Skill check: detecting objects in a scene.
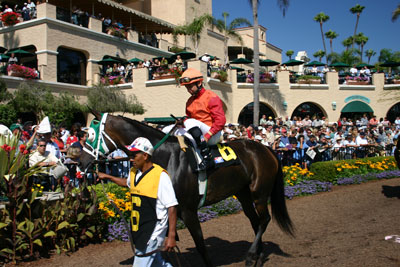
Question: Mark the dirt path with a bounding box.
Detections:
[18,178,400,267]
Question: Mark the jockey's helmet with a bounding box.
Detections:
[179,68,203,85]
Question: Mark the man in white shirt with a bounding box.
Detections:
[350,65,358,76]
[98,137,178,267]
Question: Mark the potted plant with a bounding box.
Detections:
[297,75,321,84]
[260,72,272,83]
[211,70,228,82]
[106,27,127,39]
[1,12,20,26]
[393,75,400,84]
[7,65,38,79]
[345,76,369,85]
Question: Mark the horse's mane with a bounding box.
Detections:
[118,115,177,141]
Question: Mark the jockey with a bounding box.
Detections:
[179,68,226,171]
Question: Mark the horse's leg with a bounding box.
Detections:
[181,209,213,267]
[235,188,267,266]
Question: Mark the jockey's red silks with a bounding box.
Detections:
[186,88,226,140]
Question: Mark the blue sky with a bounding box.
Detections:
[212,0,399,63]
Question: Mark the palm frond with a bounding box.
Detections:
[230,18,252,29]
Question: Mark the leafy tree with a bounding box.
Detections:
[313,50,326,62]
[350,4,365,49]
[313,12,330,63]
[0,79,12,103]
[340,49,360,66]
[213,12,252,65]
[354,32,368,62]
[342,36,353,51]
[172,14,214,55]
[365,49,376,64]
[87,83,145,115]
[393,4,400,22]
[286,50,294,60]
[9,83,85,126]
[325,30,339,55]
[378,48,400,63]
[248,0,289,126]
[0,104,17,126]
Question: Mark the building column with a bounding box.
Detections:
[36,50,58,82]
[87,59,100,86]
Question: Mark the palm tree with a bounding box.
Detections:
[354,32,368,62]
[365,49,376,64]
[248,0,289,126]
[313,50,326,62]
[214,13,251,65]
[325,30,338,55]
[286,50,294,60]
[350,4,365,49]
[342,37,353,51]
[172,14,214,55]
[393,4,400,22]
[313,12,330,63]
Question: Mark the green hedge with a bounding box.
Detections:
[309,156,396,183]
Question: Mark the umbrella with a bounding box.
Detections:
[96,58,121,65]
[380,61,400,67]
[0,54,9,62]
[231,66,245,72]
[305,60,325,67]
[329,62,350,68]
[281,59,304,66]
[128,57,143,64]
[356,63,374,69]
[230,58,252,64]
[6,49,35,58]
[0,46,7,54]
[171,51,196,60]
[260,59,279,66]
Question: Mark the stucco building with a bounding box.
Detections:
[0,0,399,126]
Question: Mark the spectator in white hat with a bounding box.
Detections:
[97,137,178,267]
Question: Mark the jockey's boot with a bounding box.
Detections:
[188,127,214,172]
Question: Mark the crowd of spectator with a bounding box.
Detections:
[220,114,399,168]
[0,0,39,26]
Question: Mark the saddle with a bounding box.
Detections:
[177,136,240,207]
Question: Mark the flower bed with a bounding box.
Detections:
[211,70,228,82]
[106,27,126,39]
[100,76,124,85]
[296,75,321,84]
[346,76,369,85]
[1,12,20,26]
[7,64,38,79]
[246,72,272,83]
[153,66,183,81]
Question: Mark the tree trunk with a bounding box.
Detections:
[320,22,328,63]
[360,44,364,62]
[352,14,360,50]
[330,39,333,55]
[252,0,260,126]
[224,36,228,65]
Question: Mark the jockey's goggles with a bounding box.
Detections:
[179,76,203,85]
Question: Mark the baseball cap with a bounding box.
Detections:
[126,137,154,156]
[10,123,22,131]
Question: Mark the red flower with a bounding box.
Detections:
[23,150,29,155]
[19,144,27,152]
[63,176,70,184]
[76,172,83,179]
[1,144,12,152]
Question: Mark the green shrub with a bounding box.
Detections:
[297,75,322,80]
[309,156,396,183]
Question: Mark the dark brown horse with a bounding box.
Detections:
[79,111,294,266]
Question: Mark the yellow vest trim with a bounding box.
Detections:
[129,164,167,199]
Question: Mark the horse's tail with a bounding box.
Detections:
[270,159,295,237]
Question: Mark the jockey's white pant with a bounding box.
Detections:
[162,118,222,146]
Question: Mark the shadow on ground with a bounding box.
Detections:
[382,185,400,199]
[118,237,291,266]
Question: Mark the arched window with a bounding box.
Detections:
[291,102,325,120]
[238,102,276,127]
[386,103,400,123]
[57,47,86,85]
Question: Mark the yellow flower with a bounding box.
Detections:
[337,168,342,171]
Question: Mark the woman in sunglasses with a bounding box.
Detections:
[178,68,226,172]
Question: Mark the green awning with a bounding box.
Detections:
[144,117,183,124]
[341,101,373,113]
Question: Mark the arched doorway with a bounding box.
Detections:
[341,101,373,121]
[291,102,325,120]
[386,103,400,123]
[238,102,275,126]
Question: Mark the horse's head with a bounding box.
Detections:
[79,111,133,173]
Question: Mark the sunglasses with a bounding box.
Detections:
[179,76,202,84]
[38,145,46,147]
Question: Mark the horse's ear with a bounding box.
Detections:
[87,106,102,120]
